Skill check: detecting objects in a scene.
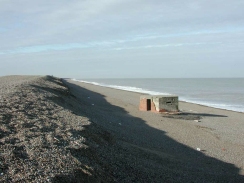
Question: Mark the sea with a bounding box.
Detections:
[72,78,244,113]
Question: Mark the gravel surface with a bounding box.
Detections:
[64,78,244,183]
[0,75,244,182]
[0,76,115,182]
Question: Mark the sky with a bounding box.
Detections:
[0,0,244,78]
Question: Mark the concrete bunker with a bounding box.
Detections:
[139,95,179,113]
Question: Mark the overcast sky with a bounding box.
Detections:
[0,0,244,78]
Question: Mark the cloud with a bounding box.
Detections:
[0,0,244,77]
[1,0,244,48]
[112,42,223,51]
[0,41,114,55]
[1,25,243,55]
[0,27,7,32]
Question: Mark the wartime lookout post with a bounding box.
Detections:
[139,95,179,113]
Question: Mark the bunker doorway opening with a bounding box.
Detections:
[147,99,151,111]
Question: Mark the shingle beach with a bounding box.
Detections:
[0,75,244,182]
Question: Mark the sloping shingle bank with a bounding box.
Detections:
[0,76,117,182]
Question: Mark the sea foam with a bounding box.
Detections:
[71,78,244,113]
[71,79,170,96]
